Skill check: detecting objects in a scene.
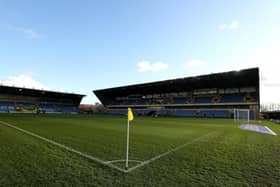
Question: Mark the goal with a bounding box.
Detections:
[234,109,250,124]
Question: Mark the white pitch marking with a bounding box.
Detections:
[0,121,127,173]
[264,126,277,136]
[0,120,215,173]
[105,159,143,164]
[127,132,215,172]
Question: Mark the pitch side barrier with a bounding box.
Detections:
[104,108,255,119]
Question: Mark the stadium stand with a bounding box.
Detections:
[220,93,245,103]
[173,97,188,104]
[0,85,85,114]
[194,96,213,104]
[94,68,260,119]
[0,101,15,112]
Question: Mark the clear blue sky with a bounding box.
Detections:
[0,0,280,104]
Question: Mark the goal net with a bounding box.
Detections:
[234,109,250,124]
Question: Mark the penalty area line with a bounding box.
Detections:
[127,132,215,173]
[0,121,127,173]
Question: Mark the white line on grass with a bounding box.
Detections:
[105,159,143,164]
[127,132,215,172]
[0,121,127,173]
[0,120,215,173]
[264,126,277,135]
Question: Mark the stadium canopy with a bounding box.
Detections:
[93,68,259,104]
[0,85,85,105]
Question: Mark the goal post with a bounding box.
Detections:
[234,109,250,124]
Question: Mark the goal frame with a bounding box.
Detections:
[234,109,250,124]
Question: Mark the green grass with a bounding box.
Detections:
[0,114,279,186]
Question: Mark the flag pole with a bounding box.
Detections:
[125,117,130,169]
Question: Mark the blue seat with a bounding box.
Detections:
[220,93,245,103]
[0,101,15,112]
[194,96,212,104]
[173,97,187,104]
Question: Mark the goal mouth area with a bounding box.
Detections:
[234,109,251,123]
[239,124,277,136]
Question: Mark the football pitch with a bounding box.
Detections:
[0,114,279,186]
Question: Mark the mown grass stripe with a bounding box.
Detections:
[0,121,127,173]
[127,132,215,172]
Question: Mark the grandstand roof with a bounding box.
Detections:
[94,68,259,104]
[0,85,85,104]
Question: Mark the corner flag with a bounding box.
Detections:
[126,107,134,169]
[128,107,134,121]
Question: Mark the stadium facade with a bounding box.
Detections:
[0,85,84,113]
[94,68,260,119]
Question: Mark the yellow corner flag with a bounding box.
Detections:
[126,108,134,169]
[128,108,134,121]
